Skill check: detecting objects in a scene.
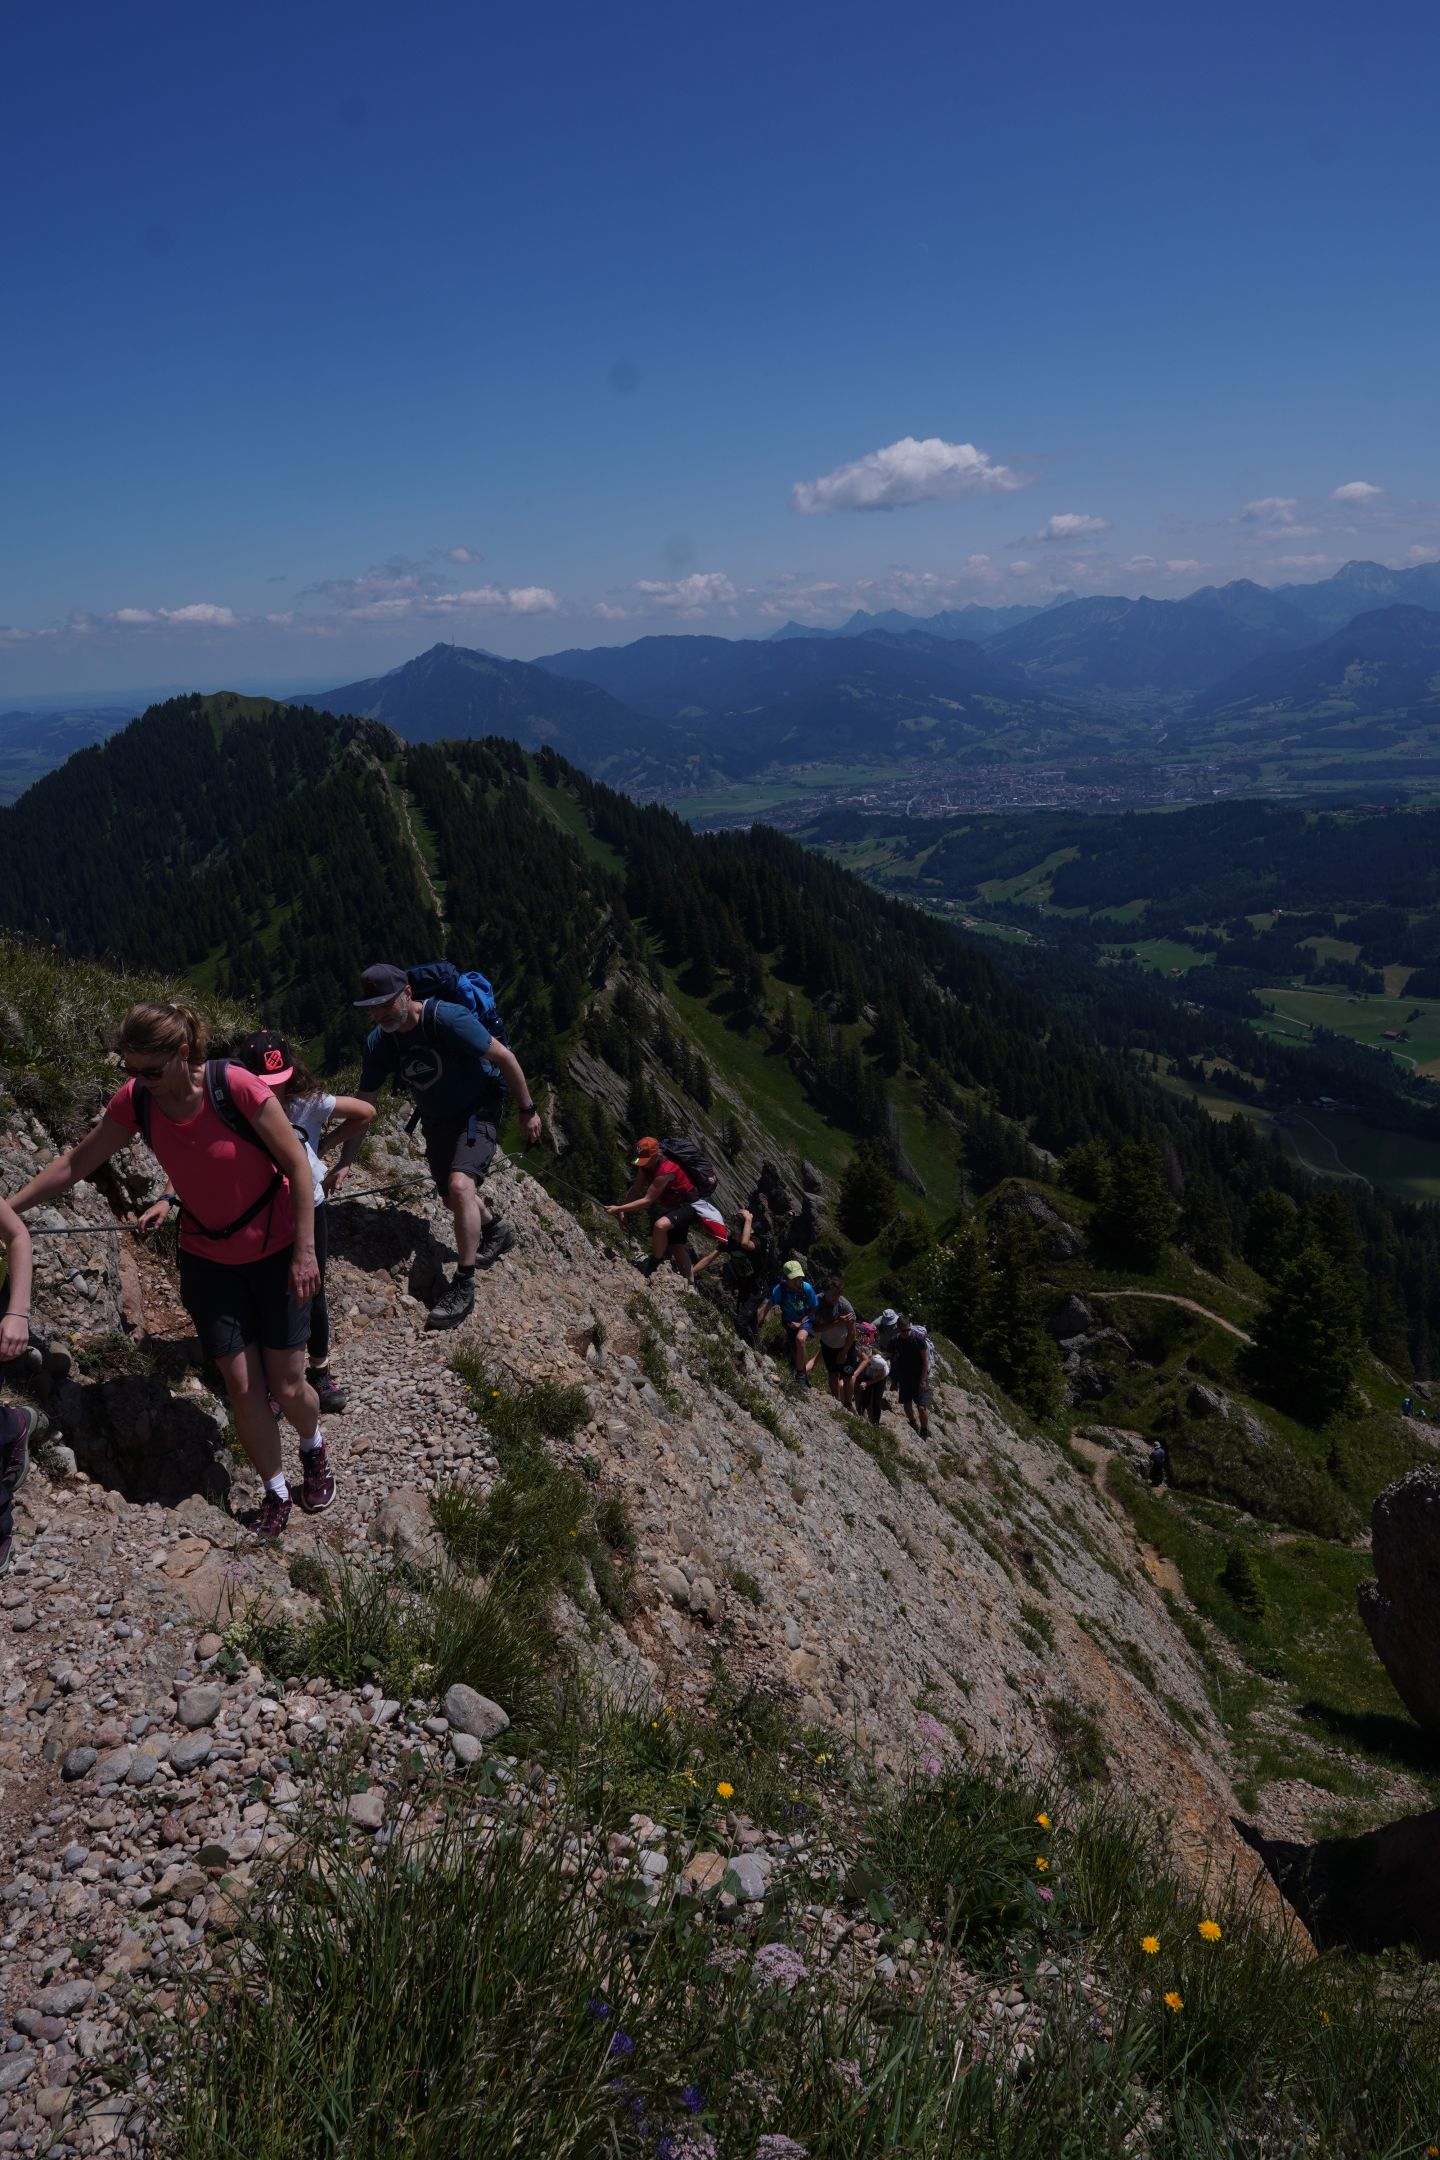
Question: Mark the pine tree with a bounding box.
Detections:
[1242,1188,1300,1281]
[1094,1141,1179,1270]
[1179,1173,1230,1276]
[1246,1244,1363,1425]
[838,1144,897,1244]
[972,1212,1065,1420]
[1060,1137,1113,1203]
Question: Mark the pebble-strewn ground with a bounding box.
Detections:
[0,1127,1283,2152]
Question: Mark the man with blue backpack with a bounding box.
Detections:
[347,961,543,1331]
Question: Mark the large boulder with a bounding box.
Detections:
[1358,1468,1440,1732]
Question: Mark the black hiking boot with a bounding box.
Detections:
[1,1404,44,1505]
[307,1366,348,1414]
[477,1218,515,1267]
[425,1272,476,1331]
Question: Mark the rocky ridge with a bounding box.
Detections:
[0,1114,1284,2151]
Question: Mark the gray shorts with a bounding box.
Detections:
[423,1113,499,1195]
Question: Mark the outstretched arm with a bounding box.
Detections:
[318,1094,376,1195]
[10,1112,132,1215]
[0,1194,34,1359]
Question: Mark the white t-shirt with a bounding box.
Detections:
[856,1353,889,1383]
[287,1093,337,1206]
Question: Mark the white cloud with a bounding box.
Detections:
[447,544,481,563]
[428,585,561,615]
[792,435,1029,515]
[632,572,741,615]
[1036,512,1110,542]
[1331,480,1383,503]
[1407,544,1440,564]
[1164,559,1205,576]
[1240,496,1298,525]
[107,603,237,627]
[1122,555,1157,571]
[161,603,237,626]
[1274,553,1329,569]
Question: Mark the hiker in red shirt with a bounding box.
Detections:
[605,1136,711,1284]
[9,1001,327,1539]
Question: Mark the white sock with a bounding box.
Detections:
[265,1473,290,1501]
[299,1423,324,1455]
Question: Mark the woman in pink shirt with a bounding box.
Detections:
[9,1001,327,1539]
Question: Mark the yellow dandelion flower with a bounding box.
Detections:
[1320,2011,1332,2028]
[716,1781,734,1800]
[1035,1855,1050,1872]
[1035,1812,1050,1830]
[1198,1920,1222,1943]
[1164,1992,1183,2013]
[1141,1936,1160,1955]
[815,1751,829,1765]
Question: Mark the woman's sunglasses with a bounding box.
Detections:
[125,1056,173,1083]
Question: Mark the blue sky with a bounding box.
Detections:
[2,0,1437,696]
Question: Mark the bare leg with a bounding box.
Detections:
[264,1344,318,1441]
[446,1171,482,1266]
[216,1344,284,1483]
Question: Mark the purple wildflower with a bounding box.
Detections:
[586,1994,612,2020]
[923,1753,942,1777]
[680,2083,704,2114]
[752,1941,809,1992]
[609,2030,635,2059]
[918,1714,945,1742]
[755,2138,810,2160]
[1037,1886,1054,1902]
[657,2133,718,2160]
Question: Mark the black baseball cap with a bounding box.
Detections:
[236,1030,294,1086]
[354,963,409,1008]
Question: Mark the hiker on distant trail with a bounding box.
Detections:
[809,1272,858,1404]
[228,1032,374,1413]
[850,1324,890,1426]
[348,963,542,1332]
[889,1312,932,1439]
[8,1002,330,1541]
[605,1136,716,1285]
[759,1259,819,1386]
[0,1193,44,1577]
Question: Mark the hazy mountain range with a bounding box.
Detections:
[6,559,1440,808]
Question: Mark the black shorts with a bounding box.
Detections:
[423,1113,499,1194]
[820,1340,853,1374]
[179,1246,311,1362]
[658,1198,716,1243]
[897,1378,931,1409]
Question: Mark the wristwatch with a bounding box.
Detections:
[518,1102,537,1118]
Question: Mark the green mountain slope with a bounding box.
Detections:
[305,641,712,793]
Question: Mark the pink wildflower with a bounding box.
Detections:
[753,1941,809,1991]
[918,1714,945,1742]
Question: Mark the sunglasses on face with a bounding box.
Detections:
[125,1055,173,1082]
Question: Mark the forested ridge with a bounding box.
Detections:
[5,696,1440,1377]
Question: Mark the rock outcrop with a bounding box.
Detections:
[1357,1467,1440,1731]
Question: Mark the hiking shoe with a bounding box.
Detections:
[425,1273,476,1331]
[249,1490,291,1540]
[477,1218,516,1267]
[307,1366,348,1414]
[1,1404,45,1500]
[297,1440,336,1514]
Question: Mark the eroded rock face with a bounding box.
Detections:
[1358,1468,1440,1731]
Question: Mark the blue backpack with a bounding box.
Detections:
[403,961,509,1085]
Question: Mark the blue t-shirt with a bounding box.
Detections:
[360,999,499,1125]
[769,1279,818,1324]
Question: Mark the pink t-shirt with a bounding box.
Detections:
[106,1066,294,1264]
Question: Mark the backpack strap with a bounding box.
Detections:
[175,1060,285,1242]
